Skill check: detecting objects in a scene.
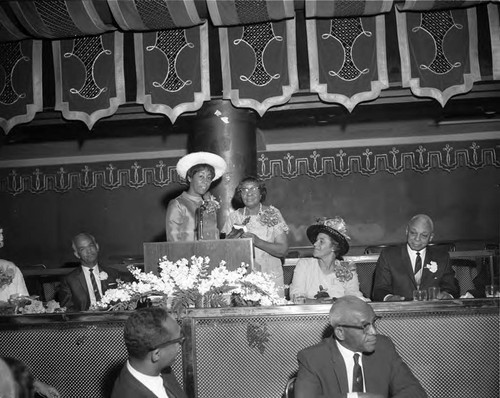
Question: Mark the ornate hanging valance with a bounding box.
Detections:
[219,19,298,116]
[52,32,125,129]
[307,14,389,112]
[0,40,42,133]
[0,0,498,133]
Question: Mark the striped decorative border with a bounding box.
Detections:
[0,140,498,195]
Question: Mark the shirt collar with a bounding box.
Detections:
[407,244,427,258]
[82,264,99,273]
[336,339,361,359]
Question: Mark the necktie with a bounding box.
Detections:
[89,268,102,301]
[352,353,364,392]
[415,252,422,274]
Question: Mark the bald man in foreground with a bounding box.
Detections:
[295,296,427,397]
[372,214,459,302]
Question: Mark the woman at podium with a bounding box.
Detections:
[223,177,289,295]
[166,152,227,242]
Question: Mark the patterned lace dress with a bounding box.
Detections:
[223,205,289,293]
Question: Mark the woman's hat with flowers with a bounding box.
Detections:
[176,152,227,180]
[306,217,350,256]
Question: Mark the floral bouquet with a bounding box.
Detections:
[201,193,220,214]
[0,266,15,289]
[94,256,285,315]
[259,206,281,228]
[20,299,66,314]
[334,260,355,283]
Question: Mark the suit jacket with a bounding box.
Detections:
[295,335,427,398]
[111,364,187,398]
[58,265,129,311]
[372,245,460,301]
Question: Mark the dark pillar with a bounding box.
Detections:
[190,99,257,230]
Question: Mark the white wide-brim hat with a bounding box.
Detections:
[176,151,227,180]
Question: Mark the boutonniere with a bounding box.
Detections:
[99,271,108,280]
[426,261,438,273]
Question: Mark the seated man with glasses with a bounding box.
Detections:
[295,296,427,398]
[111,307,187,398]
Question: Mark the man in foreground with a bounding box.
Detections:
[111,307,187,398]
[295,296,427,398]
[372,214,459,301]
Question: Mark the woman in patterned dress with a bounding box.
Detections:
[223,177,289,296]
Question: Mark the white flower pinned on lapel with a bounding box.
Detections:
[99,271,108,280]
[426,261,438,273]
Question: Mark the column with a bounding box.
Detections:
[190,99,257,230]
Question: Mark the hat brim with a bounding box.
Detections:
[306,225,349,257]
[176,152,227,180]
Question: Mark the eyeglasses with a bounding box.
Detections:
[239,186,259,194]
[240,186,259,194]
[338,316,381,333]
[152,335,186,350]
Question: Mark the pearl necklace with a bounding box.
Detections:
[243,203,262,217]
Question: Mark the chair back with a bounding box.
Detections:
[284,376,296,398]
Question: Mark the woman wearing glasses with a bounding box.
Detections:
[223,176,289,296]
[289,217,367,302]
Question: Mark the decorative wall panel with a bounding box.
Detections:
[135,23,210,123]
[307,14,389,111]
[0,140,498,195]
[396,6,481,105]
[53,32,125,129]
[0,40,42,133]
[219,19,298,116]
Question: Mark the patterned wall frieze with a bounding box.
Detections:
[0,140,498,195]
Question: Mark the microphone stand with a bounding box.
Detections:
[196,205,204,240]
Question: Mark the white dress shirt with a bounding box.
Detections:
[336,340,365,397]
[127,361,170,398]
[407,245,427,286]
[82,265,103,306]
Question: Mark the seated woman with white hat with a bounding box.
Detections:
[166,152,227,241]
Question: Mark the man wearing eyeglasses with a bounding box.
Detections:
[111,307,187,398]
[372,214,459,302]
[295,296,427,398]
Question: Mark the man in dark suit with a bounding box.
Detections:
[372,214,459,302]
[111,307,187,398]
[295,296,427,398]
[58,232,129,311]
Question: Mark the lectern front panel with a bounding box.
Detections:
[143,238,254,274]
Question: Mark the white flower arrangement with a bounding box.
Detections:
[94,256,286,314]
[99,271,108,280]
[426,261,438,273]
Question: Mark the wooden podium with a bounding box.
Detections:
[143,238,254,274]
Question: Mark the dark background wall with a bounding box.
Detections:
[1,137,498,268]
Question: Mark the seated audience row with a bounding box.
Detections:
[290,213,489,302]
[115,300,428,398]
[0,212,491,311]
